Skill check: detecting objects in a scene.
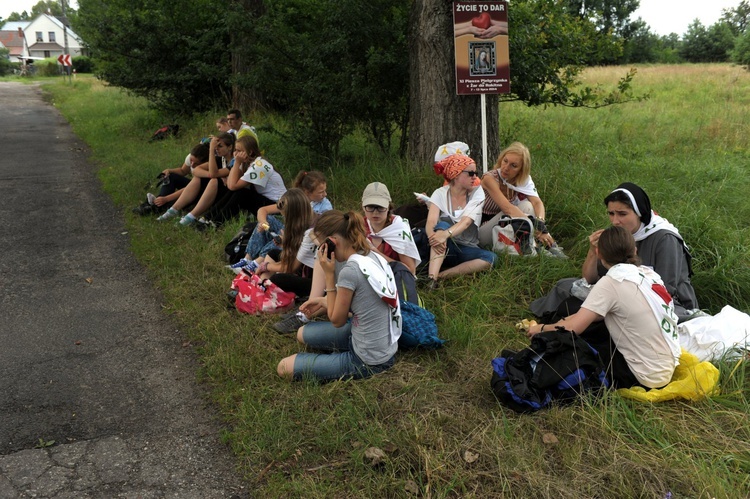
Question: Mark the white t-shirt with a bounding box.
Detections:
[240,157,287,201]
[583,276,679,388]
[296,229,317,269]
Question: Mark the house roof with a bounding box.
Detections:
[0,21,30,32]
[28,42,64,51]
[0,30,24,48]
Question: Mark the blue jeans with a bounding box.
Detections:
[245,215,283,259]
[293,321,395,382]
[433,221,496,267]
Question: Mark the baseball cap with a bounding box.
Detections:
[361,182,391,208]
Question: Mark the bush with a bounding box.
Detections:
[0,48,12,76]
[38,61,62,77]
[72,56,95,73]
[732,29,750,68]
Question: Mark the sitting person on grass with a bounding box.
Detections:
[530,182,699,322]
[276,210,401,382]
[156,132,236,224]
[234,170,331,267]
[527,226,680,389]
[133,142,210,216]
[243,189,317,298]
[425,153,496,289]
[478,142,566,257]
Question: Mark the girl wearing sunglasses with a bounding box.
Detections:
[478,142,565,257]
[425,154,496,289]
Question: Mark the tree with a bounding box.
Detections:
[5,11,30,21]
[621,18,659,63]
[720,0,750,36]
[238,0,409,157]
[680,20,734,62]
[31,1,63,17]
[732,27,750,67]
[407,0,641,166]
[73,0,230,114]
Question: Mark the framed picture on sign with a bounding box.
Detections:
[469,42,496,77]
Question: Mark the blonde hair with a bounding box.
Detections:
[493,142,531,186]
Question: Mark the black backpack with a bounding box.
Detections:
[490,329,609,413]
[224,221,257,264]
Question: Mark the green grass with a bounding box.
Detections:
[44,67,750,497]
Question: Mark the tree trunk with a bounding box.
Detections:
[407,0,500,170]
[231,0,265,112]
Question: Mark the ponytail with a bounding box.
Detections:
[598,226,640,266]
[315,210,370,255]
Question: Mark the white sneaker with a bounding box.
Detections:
[146,193,156,205]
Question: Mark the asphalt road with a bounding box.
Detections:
[0,82,248,498]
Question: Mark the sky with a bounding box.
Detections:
[0,0,743,37]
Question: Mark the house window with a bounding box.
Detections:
[36,31,43,42]
[44,51,51,58]
[49,32,56,43]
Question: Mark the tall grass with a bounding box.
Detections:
[46,65,750,497]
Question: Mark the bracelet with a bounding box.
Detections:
[540,324,546,332]
[324,288,337,293]
[447,229,453,236]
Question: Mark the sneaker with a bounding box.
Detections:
[132,201,156,216]
[194,218,217,232]
[272,313,309,334]
[146,193,157,205]
[225,259,259,275]
[179,214,196,226]
[157,208,179,221]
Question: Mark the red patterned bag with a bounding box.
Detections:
[231,273,296,314]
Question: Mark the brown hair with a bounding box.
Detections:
[235,134,260,161]
[190,143,210,164]
[314,210,370,255]
[278,189,314,272]
[598,226,640,266]
[293,170,327,194]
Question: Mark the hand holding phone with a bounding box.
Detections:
[324,238,336,259]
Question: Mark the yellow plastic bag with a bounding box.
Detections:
[617,350,720,402]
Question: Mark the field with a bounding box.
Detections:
[45,64,750,497]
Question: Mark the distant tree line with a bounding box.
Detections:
[60,0,749,159]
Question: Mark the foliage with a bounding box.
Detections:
[38,60,62,77]
[0,48,12,76]
[72,55,95,73]
[4,0,68,21]
[680,20,735,63]
[235,0,409,158]
[502,0,641,108]
[72,0,231,114]
[45,66,750,497]
[732,28,750,68]
[720,0,750,36]
[564,0,640,64]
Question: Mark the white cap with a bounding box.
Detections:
[434,141,470,163]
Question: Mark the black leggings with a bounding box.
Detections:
[205,187,275,224]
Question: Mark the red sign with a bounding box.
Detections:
[453,1,510,95]
[57,54,72,66]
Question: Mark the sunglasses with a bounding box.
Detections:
[364,205,388,213]
[464,170,479,177]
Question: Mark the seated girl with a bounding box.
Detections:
[478,142,566,257]
[205,135,287,226]
[531,182,698,322]
[156,133,235,224]
[527,226,681,389]
[247,189,316,298]
[361,182,421,303]
[276,210,401,382]
[425,154,496,288]
[134,142,210,216]
[241,170,332,262]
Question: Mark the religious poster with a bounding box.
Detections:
[453,1,510,95]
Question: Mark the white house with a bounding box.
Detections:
[2,14,86,60]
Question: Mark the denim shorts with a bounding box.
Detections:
[434,221,496,266]
[293,321,395,382]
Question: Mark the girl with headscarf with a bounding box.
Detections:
[530,182,698,322]
[582,182,698,317]
[424,154,496,289]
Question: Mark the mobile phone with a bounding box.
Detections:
[324,238,336,259]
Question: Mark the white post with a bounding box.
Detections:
[480,93,488,174]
